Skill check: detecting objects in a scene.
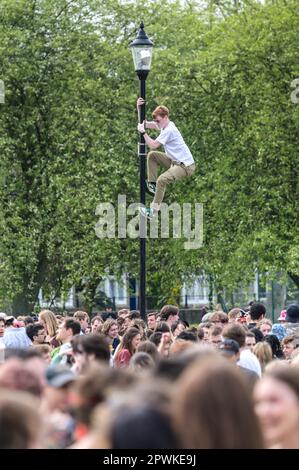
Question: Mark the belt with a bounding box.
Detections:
[171,161,194,168]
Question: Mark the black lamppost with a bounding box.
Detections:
[130,22,153,320]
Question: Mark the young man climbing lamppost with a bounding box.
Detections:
[137,97,196,220]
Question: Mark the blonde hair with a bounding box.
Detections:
[73,310,90,322]
[253,342,272,372]
[257,319,272,330]
[38,310,58,338]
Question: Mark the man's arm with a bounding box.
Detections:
[137,121,161,149]
[136,97,159,130]
[145,120,159,130]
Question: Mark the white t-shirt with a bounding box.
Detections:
[238,348,262,377]
[156,121,194,166]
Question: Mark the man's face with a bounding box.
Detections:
[202,327,210,342]
[34,328,46,344]
[0,320,5,337]
[210,335,222,348]
[57,323,68,342]
[147,315,156,330]
[169,313,179,325]
[80,318,89,332]
[245,336,256,352]
[91,319,102,333]
[154,115,167,129]
[108,324,119,339]
[283,342,295,360]
[123,315,132,329]
[260,323,271,336]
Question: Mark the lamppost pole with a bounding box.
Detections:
[130,22,153,321]
[139,75,147,321]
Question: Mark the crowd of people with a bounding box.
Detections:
[0,302,299,449]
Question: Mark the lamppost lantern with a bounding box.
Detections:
[130,22,153,79]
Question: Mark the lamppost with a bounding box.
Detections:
[130,22,153,320]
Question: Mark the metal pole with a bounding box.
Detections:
[138,73,147,321]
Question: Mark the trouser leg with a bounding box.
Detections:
[147,151,171,182]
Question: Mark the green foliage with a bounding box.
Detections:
[0,0,298,312]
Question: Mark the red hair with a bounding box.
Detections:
[152,105,169,119]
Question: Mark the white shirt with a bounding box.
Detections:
[238,348,262,377]
[156,121,194,166]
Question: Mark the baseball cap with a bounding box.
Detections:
[45,365,76,388]
[218,339,240,356]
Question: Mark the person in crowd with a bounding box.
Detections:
[159,305,179,327]
[147,312,158,331]
[70,364,137,447]
[84,380,177,449]
[254,366,299,448]
[23,315,35,326]
[247,303,266,328]
[282,335,299,362]
[227,308,241,323]
[200,321,213,343]
[130,310,141,320]
[209,311,229,328]
[114,327,141,368]
[250,327,264,344]
[102,319,121,355]
[171,319,186,338]
[149,331,172,358]
[3,316,32,349]
[283,304,299,336]
[38,309,60,348]
[208,325,223,348]
[33,344,52,364]
[40,365,77,448]
[117,309,130,319]
[0,316,5,338]
[169,339,195,356]
[277,309,287,323]
[136,340,160,364]
[0,357,44,398]
[26,323,47,345]
[173,356,264,448]
[73,311,90,334]
[131,318,147,340]
[197,327,205,343]
[176,330,197,343]
[90,315,104,333]
[0,390,42,449]
[257,319,272,337]
[271,323,287,342]
[263,334,284,359]
[129,352,155,375]
[222,322,262,377]
[71,333,110,373]
[51,318,81,365]
[245,331,256,352]
[253,342,273,372]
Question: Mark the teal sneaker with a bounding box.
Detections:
[146,180,156,196]
[139,207,155,220]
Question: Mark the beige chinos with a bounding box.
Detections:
[147,150,196,208]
